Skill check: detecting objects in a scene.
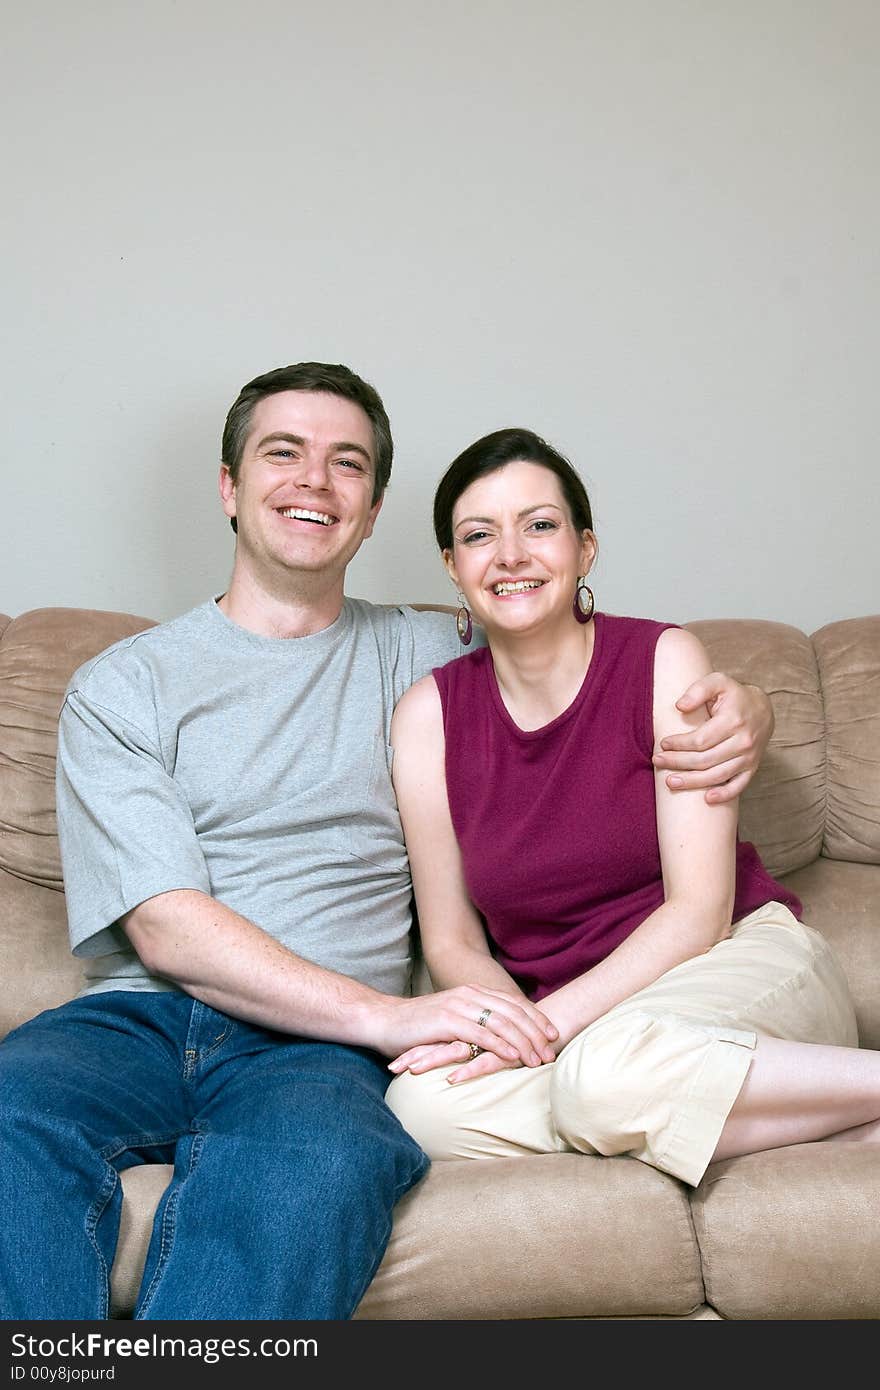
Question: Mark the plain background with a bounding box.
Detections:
[3,1,877,630]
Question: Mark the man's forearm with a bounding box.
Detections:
[121,888,386,1046]
[121,889,558,1066]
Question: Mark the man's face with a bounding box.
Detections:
[219,390,384,588]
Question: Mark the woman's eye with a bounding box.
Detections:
[529,519,557,532]
[461,530,490,544]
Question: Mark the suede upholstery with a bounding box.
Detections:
[1,605,878,1320]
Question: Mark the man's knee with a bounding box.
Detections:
[285,1109,429,1226]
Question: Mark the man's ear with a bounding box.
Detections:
[579,530,598,575]
[219,465,237,521]
[362,491,385,540]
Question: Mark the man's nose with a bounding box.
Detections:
[294,453,332,489]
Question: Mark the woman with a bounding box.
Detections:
[385,428,877,1187]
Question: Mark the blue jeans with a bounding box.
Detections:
[0,991,430,1320]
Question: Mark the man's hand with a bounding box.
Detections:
[652,673,774,804]
[370,986,558,1070]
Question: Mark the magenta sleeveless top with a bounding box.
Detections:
[433,612,802,1002]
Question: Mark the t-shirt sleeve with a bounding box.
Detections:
[394,606,487,690]
[56,686,212,958]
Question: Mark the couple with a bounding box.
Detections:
[0,361,872,1322]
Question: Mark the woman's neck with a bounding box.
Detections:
[488,617,596,731]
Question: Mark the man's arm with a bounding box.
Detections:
[122,890,556,1066]
[58,679,556,1069]
[652,672,774,804]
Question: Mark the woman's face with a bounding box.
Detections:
[444,460,596,639]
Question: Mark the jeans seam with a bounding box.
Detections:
[196,1021,237,1066]
[135,1130,205,1318]
[84,1164,118,1321]
[99,1128,188,1162]
[388,1148,430,1209]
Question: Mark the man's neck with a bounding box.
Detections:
[217,568,345,639]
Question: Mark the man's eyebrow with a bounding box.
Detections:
[256,432,307,451]
[454,503,565,526]
[333,440,373,464]
[256,432,373,465]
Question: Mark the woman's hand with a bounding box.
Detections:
[652,672,773,803]
[388,1039,533,1085]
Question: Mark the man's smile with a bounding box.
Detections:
[276,506,338,526]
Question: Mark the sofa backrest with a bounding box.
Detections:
[0,608,155,1037]
[690,616,880,877]
[1,607,878,1042]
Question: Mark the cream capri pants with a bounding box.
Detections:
[386,903,859,1187]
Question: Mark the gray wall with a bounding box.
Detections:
[3,1,877,630]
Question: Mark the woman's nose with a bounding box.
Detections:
[495,527,529,566]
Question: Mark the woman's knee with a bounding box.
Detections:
[385,1067,468,1160]
[549,1013,663,1155]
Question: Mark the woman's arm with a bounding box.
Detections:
[388,676,558,1076]
[445,629,740,1081]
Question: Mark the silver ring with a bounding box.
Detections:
[466,1042,483,1061]
[477,1007,492,1028]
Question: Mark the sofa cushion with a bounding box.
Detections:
[813,616,880,865]
[685,620,824,878]
[692,1144,880,1318]
[113,1165,173,1317]
[0,608,155,889]
[355,1153,704,1319]
[0,869,87,1039]
[782,857,880,1049]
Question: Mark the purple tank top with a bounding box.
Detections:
[433,612,802,1001]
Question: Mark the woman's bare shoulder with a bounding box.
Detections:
[391,673,443,739]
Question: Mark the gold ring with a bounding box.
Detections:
[477,1007,492,1028]
[466,1042,483,1061]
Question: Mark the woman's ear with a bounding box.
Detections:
[442,548,459,589]
[579,530,598,576]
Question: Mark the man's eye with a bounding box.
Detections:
[336,458,365,471]
[268,449,295,461]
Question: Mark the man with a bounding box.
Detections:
[0,363,772,1319]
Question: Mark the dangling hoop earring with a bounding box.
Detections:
[455,593,473,646]
[573,577,594,624]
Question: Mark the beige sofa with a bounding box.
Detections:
[1,605,878,1320]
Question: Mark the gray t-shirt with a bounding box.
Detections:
[56,597,478,999]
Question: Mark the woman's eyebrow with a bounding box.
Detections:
[455,503,564,526]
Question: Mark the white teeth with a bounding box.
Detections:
[278,507,335,525]
[493,580,544,595]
